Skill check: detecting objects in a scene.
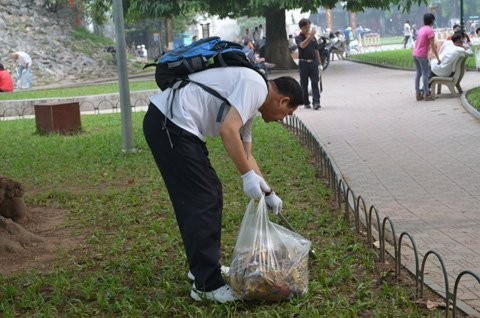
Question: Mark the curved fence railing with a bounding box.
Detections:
[0,100,144,120]
[0,90,155,121]
[283,115,480,318]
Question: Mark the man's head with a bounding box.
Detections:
[452,31,465,47]
[259,76,303,122]
[298,18,311,34]
[423,13,435,26]
[476,27,480,36]
[452,24,461,32]
[11,53,19,61]
[451,32,464,46]
[0,63,4,71]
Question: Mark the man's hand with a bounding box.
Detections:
[265,192,283,215]
[241,170,270,199]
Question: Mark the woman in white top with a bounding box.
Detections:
[404,20,412,49]
[11,51,32,89]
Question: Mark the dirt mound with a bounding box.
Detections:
[0,177,83,276]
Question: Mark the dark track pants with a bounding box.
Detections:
[299,60,320,106]
[143,104,225,292]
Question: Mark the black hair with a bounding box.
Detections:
[476,27,480,35]
[272,76,304,108]
[451,32,463,43]
[298,18,311,29]
[0,63,4,71]
[452,24,460,29]
[423,13,435,26]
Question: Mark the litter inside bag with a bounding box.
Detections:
[229,196,311,301]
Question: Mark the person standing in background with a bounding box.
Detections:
[355,24,364,44]
[11,51,32,89]
[252,26,260,44]
[295,18,321,110]
[412,24,418,41]
[258,24,264,39]
[412,13,440,101]
[475,27,480,71]
[404,20,412,49]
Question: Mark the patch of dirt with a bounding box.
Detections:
[0,206,84,276]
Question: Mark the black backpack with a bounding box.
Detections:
[145,36,267,122]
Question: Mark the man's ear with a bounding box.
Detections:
[280,96,291,107]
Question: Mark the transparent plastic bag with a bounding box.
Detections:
[229,196,311,301]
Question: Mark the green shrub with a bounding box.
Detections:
[467,87,480,110]
[350,49,477,71]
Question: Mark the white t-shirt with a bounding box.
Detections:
[404,23,412,36]
[16,52,32,67]
[149,67,268,142]
[430,43,472,77]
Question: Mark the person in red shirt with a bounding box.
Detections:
[0,63,14,92]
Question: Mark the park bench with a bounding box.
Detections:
[428,55,468,98]
[331,41,346,60]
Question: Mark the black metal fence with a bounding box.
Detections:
[0,98,149,120]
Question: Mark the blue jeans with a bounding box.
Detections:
[413,56,430,96]
[16,64,32,89]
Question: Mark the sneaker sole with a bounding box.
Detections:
[190,289,203,301]
[190,287,237,303]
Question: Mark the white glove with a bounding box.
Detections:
[241,170,270,199]
[265,192,283,215]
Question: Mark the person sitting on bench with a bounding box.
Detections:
[430,32,472,79]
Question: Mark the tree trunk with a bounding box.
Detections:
[265,7,298,70]
[326,9,333,30]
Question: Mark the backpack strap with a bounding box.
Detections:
[184,79,231,123]
[166,78,230,123]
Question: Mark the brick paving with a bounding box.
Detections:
[291,61,480,316]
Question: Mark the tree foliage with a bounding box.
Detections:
[85,0,430,25]
[85,0,431,69]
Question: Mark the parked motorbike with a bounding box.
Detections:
[318,36,334,70]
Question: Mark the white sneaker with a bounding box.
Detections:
[187,265,230,281]
[190,283,238,303]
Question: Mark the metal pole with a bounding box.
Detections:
[460,0,464,32]
[113,0,136,153]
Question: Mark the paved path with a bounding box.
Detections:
[293,60,480,316]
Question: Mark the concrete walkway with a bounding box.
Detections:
[293,60,480,316]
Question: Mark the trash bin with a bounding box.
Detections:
[34,102,81,135]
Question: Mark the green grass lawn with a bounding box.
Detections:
[0,79,158,101]
[379,36,403,46]
[467,87,480,110]
[0,113,443,317]
[349,48,478,71]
